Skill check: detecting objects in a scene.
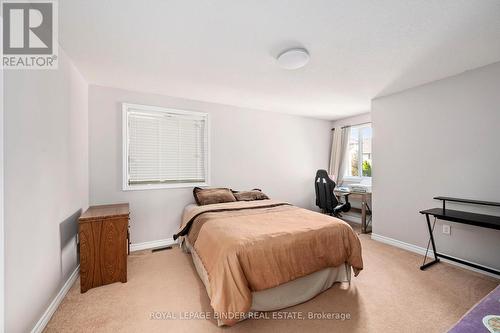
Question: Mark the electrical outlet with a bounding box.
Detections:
[442,224,451,235]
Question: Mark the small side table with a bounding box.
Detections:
[79,203,130,293]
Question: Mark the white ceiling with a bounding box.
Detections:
[59,0,500,120]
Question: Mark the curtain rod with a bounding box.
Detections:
[331,121,371,131]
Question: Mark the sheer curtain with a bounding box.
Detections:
[328,126,350,185]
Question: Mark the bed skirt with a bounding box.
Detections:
[181,237,352,325]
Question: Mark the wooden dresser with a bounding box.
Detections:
[79,203,129,293]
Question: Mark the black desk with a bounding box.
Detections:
[420,197,500,276]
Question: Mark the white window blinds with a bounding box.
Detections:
[123,104,209,189]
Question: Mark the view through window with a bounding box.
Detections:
[346,124,372,178]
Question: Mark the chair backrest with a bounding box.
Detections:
[314,169,339,213]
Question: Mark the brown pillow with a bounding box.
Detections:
[193,187,237,206]
[232,189,269,201]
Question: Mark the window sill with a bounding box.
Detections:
[342,176,372,185]
[122,182,209,191]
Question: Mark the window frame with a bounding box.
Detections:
[122,103,210,191]
[344,123,372,182]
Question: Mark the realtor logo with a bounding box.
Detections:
[2,0,58,69]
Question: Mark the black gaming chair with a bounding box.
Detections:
[315,169,351,217]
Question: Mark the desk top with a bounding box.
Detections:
[80,203,130,222]
[334,189,372,195]
[434,196,500,207]
[420,208,500,230]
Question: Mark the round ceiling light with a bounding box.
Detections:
[277,48,310,70]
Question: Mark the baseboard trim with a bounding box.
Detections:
[31,265,80,333]
[371,233,500,280]
[130,237,177,252]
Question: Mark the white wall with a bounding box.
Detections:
[89,85,332,244]
[372,62,500,269]
[4,49,89,333]
[0,36,4,333]
[0,16,5,332]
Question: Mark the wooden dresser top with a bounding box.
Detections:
[79,203,129,222]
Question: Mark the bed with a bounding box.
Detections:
[174,199,363,326]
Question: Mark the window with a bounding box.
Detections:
[345,124,372,179]
[122,103,209,190]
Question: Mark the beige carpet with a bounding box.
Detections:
[45,228,499,333]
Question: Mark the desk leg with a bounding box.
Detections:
[361,195,367,233]
[420,214,440,270]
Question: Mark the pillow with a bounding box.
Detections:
[232,189,269,201]
[193,187,237,206]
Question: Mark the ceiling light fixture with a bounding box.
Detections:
[277,48,310,70]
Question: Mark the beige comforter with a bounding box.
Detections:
[175,200,363,326]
